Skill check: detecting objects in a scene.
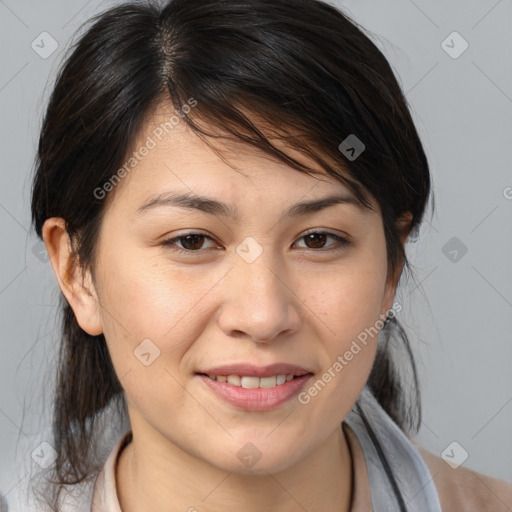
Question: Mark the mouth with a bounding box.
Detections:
[195,364,313,411]
[197,373,301,389]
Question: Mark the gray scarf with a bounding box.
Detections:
[344,387,442,511]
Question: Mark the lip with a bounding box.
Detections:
[198,363,311,378]
[197,373,313,411]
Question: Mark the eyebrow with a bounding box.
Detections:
[136,191,368,221]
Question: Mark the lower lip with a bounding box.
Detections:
[197,374,313,411]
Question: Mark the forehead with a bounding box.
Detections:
[106,101,374,214]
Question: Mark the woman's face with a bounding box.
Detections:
[76,106,401,474]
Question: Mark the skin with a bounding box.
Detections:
[43,104,411,512]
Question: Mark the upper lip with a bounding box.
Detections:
[198,363,312,378]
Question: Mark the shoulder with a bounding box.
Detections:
[413,442,512,512]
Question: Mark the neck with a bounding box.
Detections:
[116,422,353,512]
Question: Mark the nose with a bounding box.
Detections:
[216,251,302,344]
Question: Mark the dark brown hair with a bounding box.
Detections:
[31,0,432,510]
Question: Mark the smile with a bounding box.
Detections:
[196,373,313,411]
[205,374,296,388]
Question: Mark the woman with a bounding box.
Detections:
[25,0,512,511]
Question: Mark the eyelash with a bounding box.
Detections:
[161,230,352,256]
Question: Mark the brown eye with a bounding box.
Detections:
[176,234,206,250]
[162,232,218,254]
[295,231,351,252]
[303,232,328,249]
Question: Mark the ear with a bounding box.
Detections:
[42,218,103,336]
[381,211,413,316]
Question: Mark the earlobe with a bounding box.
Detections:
[42,218,103,336]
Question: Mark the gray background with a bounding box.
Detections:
[1,0,511,507]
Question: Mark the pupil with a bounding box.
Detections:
[182,234,204,250]
[306,233,326,249]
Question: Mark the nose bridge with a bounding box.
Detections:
[217,238,302,342]
[235,235,282,294]
[241,255,282,303]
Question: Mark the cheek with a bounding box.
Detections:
[303,249,389,394]
[296,277,385,423]
[93,247,217,379]
[93,258,211,420]
[310,259,388,348]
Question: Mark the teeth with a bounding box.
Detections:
[241,376,260,388]
[259,376,277,388]
[227,375,241,386]
[208,374,296,388]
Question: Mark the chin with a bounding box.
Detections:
[206,441,304,476]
